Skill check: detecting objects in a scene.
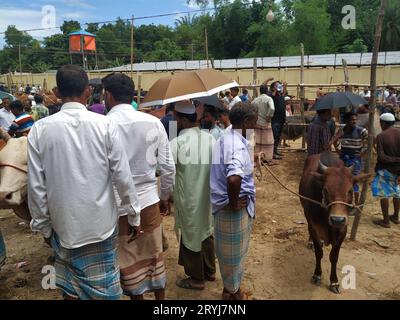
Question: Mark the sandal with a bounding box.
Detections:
[389,215,400,225]
[176,278,205,291]
[373,219,391,228]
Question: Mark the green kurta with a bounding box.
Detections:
[171,127,215,252]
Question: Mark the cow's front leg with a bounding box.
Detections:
[329,230,346,294]
[310,233,323,286]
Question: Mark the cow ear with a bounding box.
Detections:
[311,171,324,183]
[353,173,371,184]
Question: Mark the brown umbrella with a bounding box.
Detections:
[140,69,239,108]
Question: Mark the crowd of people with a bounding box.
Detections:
[0,65,399,301]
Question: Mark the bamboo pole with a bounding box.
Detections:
[350,0,388,241]
[130,15,134,81]
[205,26,209,68]
[300,43,306,149]
[252,58,258,99]
[137,74,142,105]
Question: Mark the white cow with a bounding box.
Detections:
[0,128,31,221]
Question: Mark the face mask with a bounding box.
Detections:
[277,84,283,92]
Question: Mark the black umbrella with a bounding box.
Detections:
[313,92,368,111]
[193,94,225,110]
[89,78,102,86]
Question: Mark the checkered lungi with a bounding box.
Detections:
[214,208,253,294]
[51,229,122,300]
[0,230,6,269]
[372,169,400,199]
[341,154,362,192]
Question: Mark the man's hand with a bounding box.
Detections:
[159,199,170,216]
[229,197,248,212]
[127,225,143,244]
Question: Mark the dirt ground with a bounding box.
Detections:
[1,143,400,300]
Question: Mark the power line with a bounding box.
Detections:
[0,8,215,35]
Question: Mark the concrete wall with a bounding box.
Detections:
[2,65,399,100]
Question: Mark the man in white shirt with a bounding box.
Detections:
[228,87,242,110]
[103,73,175,301]
[28,65,141,300]
[0,97,15,130]
[359,87,371,99]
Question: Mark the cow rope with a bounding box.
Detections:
[0,163,28,174]
[256,152,364,212]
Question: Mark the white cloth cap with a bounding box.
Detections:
[380,113,396,122]
[175,100,196,114]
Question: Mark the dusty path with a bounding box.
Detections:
[1,148,399,300]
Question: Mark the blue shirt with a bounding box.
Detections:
[210,128,256,217]
[240,94,249,102]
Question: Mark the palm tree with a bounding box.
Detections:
[381,0,400,51]
[175,14,197,27]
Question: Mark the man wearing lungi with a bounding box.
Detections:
[372,113,400,228]
[104,73,175,300]
[171,101,216,291]
[331,112,368,205]
[28,65,141,300]
[252,84,275,160]
[211,102,257,300]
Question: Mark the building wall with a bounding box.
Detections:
[2,65,399,100]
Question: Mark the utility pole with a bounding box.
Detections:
[18,44,23,85]
[350,0,388,241]
[191,41,195,60]
[131,15,134,81]
[205,26,209,68]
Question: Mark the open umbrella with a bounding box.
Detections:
[0,92,15,102]
[140,69,239,108]
[89,78,102,86]
[313,92,368,111]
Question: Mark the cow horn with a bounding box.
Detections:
[0,128,11,142]
[318,160,328,173]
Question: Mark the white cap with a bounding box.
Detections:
[175,100,196,114]
[284,96,291,101]
[380,113,396,122]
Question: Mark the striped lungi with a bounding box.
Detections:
[51,229,122,300]
[214,208,253,294]
[372,169,400,198]
[255,125,274,160]
[0,229,6,269]
[119,203,166,296]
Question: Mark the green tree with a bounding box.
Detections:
[290,0,331,55]
[381,0,400,51]
[60,20,81,35]
[144,39,185,61]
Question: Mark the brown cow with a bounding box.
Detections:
[299,151,369,294]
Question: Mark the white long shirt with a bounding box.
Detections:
[107,104,175,210]
[228,96,242,110]
[28,102,141,249]
[0,107,15,130]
